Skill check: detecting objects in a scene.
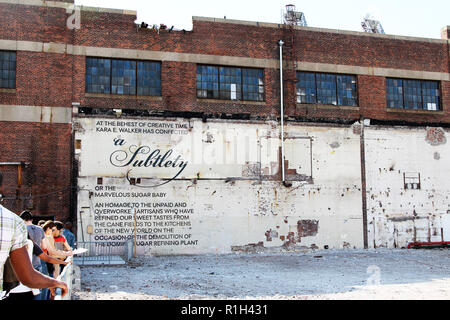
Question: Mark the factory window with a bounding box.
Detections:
[0,50,16,89]
[386,78,440,111]
[297,72,316,104]
[86,57,161,96]
[197,65,264,102]
[137,61,161,96]
[112,60,136,95]
[296,72,357,106]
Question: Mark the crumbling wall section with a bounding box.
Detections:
[365,126,450,248]
[75,117,363,255]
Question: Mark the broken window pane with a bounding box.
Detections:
[86,57,111,94]
[296,72,357,106]
[86,57,161,96]
[112,60,136,95]
[297,72,316,104]
[197,65,264,101]
[316,73,337,105]
[386,78,440,111]
[337,75,357,106]
[137,61,161,96]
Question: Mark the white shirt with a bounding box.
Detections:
[10,239,40,295]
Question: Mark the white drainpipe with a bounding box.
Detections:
[278,40,286,184]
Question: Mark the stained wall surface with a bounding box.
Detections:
[365,126,450,248]
[75,117,364,254]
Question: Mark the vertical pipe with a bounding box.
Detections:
[134,207,137,258]
[360,119,368,249]
[278,40,286,184]
[17,164,22,187]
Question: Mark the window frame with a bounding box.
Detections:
[85,57,162,97]
[196,64,265,102]
[296,71,359,107]
[0,50,16,89]
[386,77,441,111]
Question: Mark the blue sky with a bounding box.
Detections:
[75,0,449,39]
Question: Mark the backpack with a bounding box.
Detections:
[2,257,19,299]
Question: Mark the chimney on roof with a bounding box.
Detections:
[441,26,450,40]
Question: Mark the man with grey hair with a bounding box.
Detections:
[0,171,68,300]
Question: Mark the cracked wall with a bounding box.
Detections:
[365,126,450,248]
[75,117,363,255]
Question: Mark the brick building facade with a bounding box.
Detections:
[0,0,449,251]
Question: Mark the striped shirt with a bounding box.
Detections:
[0,205,28,292]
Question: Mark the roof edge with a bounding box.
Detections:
[192,16,448,44]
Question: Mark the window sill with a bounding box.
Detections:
[197,98,266,105]
[297,103,359,110]
[0,88,16,94]
[85,93,162,101]
[386,108,444,114]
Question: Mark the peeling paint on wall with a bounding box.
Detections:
[297,220,319,239]
[425,127,446,146]
[75,117,364,255]
[265,229,279,241]
[329,141,340,149]
[352,122,362,135]
[366,126,450,248]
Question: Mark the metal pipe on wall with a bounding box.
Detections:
[278,40,286,185]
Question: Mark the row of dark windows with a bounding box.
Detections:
[85,57,161,96]
[0,51,443,111]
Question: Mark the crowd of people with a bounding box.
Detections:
[1,172,75,301]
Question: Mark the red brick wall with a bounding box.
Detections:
[358,75,386,120]
[295,30,448,73]
[0,51,74,108]
[0,2,448,222]
[0,122,73,220]
[0,4,73,43]
[1,4,448,123]
[74,14,450,123]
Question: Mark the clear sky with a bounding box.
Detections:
[75,0,449,39]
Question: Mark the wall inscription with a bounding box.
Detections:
[92,185,198,248]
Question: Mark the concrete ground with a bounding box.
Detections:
[72,248,450,300]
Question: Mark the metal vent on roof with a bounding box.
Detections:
[361,14,385,34]
[283,4,307,26]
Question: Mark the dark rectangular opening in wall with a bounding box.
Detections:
[97,177,103,185]
[404,172,421,190]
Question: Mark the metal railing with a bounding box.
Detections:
[54,256,74,300]
[72,241,129,265]
[54,241,133,299]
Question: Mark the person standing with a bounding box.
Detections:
[20,210,48,300]
[41,221,72,278]
[53,221,73,275]
[0,172,68,300]
[53,221,73,252]
[4,239,40,300]
[20,211,45,271]
[62,221,76,249]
